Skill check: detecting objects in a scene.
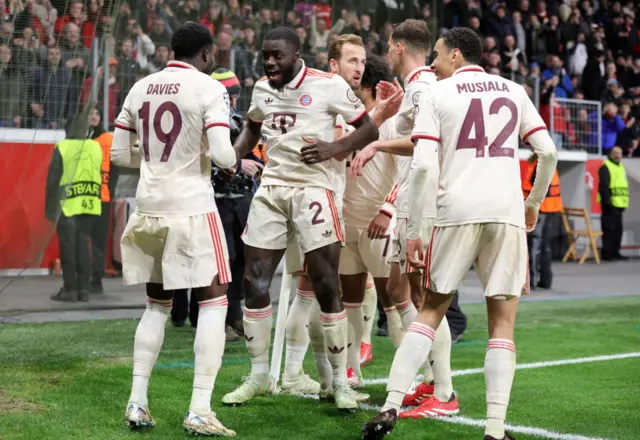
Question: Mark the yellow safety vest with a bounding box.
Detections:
[597,159,629,209]
[57,139,103,216]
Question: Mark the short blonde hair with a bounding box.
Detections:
[328,34,364,62]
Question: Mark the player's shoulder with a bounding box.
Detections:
[406,68,436,88]
[253,76,272,94]
[305,68,336,82]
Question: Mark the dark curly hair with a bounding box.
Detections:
[171,22,214,60]
[440,27,483,65]
[360,53,394,100]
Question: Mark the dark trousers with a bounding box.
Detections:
[57,214,93,292]
[527,212,558,288]
[446,292,467,338]
[601,207,624,259]
[171,194,252,326]
[90,202,112,282]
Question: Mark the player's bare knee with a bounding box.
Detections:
[297,274,314,292]
[243,262,273,308]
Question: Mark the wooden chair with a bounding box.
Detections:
[561,207,603,264]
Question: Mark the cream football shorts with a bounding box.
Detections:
[390,217,435,274]
[424,223,529,298]
[120,211,231,290]
[242,185,345,256]
[338,216,396,278]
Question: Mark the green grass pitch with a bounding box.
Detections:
[0,295,639,440]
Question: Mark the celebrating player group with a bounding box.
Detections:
[112,15,558,440]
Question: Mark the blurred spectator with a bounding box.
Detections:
[148,43,169,72]
[29,45,76,129]
[79,59,120,127]
[12,26,43,75]
[148,17,171,46]
[116,38,137,101]
[486,5,514,41]
[314,0,331,29]
[129,20,155,68]
[567,32,588,76]
[541,54,573,98]
[174,0,200,25]
[199,2,223,38]
[54,0,94,48]
[618,102,639,156]
[314,49,328,71]
[0,43,23,127]
[214,30,252,88]
[590,102,626,154]
[501,34,525,74]
[582,50,607,100]
[601,79,625,107]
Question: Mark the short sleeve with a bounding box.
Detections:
[202,80,231,130]
[411,88,440,143]
[327,75,367,125]
[395,81,428,135]
[519,90,547,141]
[247,86,265,123]
[114,91,136,133]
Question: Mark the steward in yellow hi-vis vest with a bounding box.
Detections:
[523,153,563,290]
[598,146,629,260]
[57,139,103,216]
[45,115,103,302]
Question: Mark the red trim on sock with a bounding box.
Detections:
[407,323,435,340]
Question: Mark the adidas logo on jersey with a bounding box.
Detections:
[265,98,273,104]
[322,230,333,238]
[327,346,345,354]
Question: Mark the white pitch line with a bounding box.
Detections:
[357,404,608,440]
[362,352,640,386]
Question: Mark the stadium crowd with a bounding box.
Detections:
[0,0,638,153]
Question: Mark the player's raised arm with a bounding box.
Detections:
[520,95,559,215]
[203,81,236,169]
[112,93,142,168]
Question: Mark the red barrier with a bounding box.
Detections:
[0,141,60,270]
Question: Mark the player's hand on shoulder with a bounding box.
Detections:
[375,77,404,121]
[367,213,390,239]
[525,206,539,233]
[241,159,264,176]
[349,143,378,177]
[300,139,339,164]
[406,238,425,269]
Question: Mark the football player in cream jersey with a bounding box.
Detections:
[339,53,407,388]
[364,27,558,440]
[223,27,402,413]
[112,23,237,436]
[349,19,457,415]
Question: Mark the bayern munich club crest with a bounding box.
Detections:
[300,94,312,106]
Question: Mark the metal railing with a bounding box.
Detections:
[549,97,602,155]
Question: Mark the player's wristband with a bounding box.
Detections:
[379,209,393,219]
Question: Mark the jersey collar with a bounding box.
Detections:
[404,65,435,87]
[285,60,308,90]
[166,61,198,71]
[453,65,485,76]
